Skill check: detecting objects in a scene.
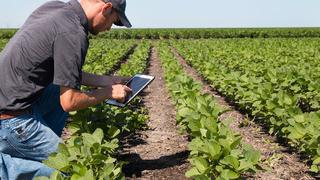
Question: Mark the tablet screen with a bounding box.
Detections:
[125,76,151,102]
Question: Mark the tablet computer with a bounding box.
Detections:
[105,74,155,107]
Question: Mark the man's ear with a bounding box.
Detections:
[102,2,113,14]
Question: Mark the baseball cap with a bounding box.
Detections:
[104,0,132,28]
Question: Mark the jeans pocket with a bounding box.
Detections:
[5,114,43,159]
[11,114,38,143]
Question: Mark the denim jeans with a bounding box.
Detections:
[0,84,68,179]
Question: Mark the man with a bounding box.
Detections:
[0,0,132,178]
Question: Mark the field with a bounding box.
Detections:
[1,28,320,179]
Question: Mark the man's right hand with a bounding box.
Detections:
[110,84,132,103]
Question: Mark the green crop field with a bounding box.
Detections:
[1,28,320,179]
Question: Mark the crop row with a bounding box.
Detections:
[3,28,320,40]
[172,38,320,172]
[83,39,136,74]
[0,39,9,51]
[116,40,151,76]
[95,28,320,39]
[40,40,152,179]
[0,29,16,39]
[156,41,261,179]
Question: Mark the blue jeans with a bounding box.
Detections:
[0,84,68,179]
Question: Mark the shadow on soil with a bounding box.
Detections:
[120,132,148,149]
[120,150,189,177]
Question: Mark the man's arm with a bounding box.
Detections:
[60,85,131,112]
[81,71,130,87]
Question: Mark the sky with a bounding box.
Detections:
[0,0,320,28]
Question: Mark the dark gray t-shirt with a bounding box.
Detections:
[0,0,89,111]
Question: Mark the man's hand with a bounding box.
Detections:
[111,84,132,103]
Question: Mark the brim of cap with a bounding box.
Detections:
[114,12,132,28]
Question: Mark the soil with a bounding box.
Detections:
[119,47,190,179]
[171,48,316,180]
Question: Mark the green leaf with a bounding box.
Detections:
[68,124,80,135]
[105,157,117,164]
[188,119,202,132]
[266,100,276,110]
[113,167,122,177]
[71,164,87,175]
[178,107,190,117]
[73,137,83,147]
[198,104,211,117]
[313,157,320,165]
[274,108,285,117]
[230,136,242,149]
[287,126,305,140]
[220,169,240,179]
[50,171,64,180]
[93,128,104,144]
[222,155,240,169]
[185,167,201,177]
[244,146,261,164]
[201,118,218,134]
[287,118,296,126]
[205,142,221,160]
[294,114,305,123]
[193,157,209,173]
[71,169,95,180]
[310,165,319,173]
[200,128,207,137]
[238,159,253,171]
[44,153,69,171]
[283,94,293,105]
[69,111,78,116]
[102,163,114,176]
[108,126,120,139]
[290,85,301,92]
[68,146,81,161]
[82,133,96,147]
[188,138,203,152]
[58,143,70,156]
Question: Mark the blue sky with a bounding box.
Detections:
[0,0,319,28]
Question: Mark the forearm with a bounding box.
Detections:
[60,86,112,112]
[81,71,128,87]
[60,84,131,112]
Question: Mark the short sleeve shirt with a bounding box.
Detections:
[0,0,89,111]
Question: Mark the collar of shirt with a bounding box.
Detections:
[68,0,89,34]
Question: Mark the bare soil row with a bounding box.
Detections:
[119,47,190,179]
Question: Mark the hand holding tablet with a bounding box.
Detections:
[106,74,154,107]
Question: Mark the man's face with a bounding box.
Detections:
[90,3,120,35]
